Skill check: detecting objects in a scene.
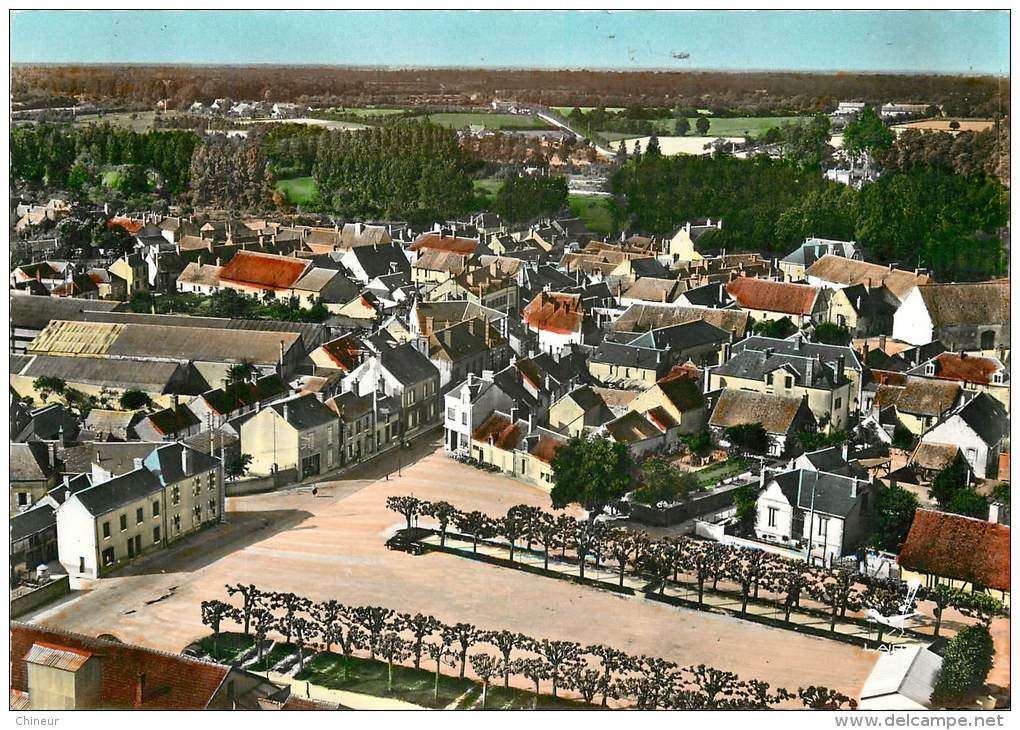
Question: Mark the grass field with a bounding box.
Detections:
[322,107,409,117]
[199,632,254,664]
[100,169,124,188]
[248,642,300,673]
[294,651,583,709]
[427,112,551,130]
[691,458,749,488]
[276,176,319,206]
[568,195,614,236]
[597,115,811,140]
[551,106,625,114]
[473,177,504,197]
[74,110,161,132]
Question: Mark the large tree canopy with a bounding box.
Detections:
[550,437,634,518]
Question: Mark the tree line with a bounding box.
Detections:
[613,145,1009,281]
[203,582,855,709]
[386,496,1006,643]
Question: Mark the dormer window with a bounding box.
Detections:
[924,362,936,376]
[992,371,1004,384]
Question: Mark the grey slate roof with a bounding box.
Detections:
[734,335,862,371]
[143,443,220,485]
[628,320,730,352]
[10,504,56,543]
[780,238,857,267]
[381,343,439,386]
[74,468,163,517]
[772,469,866,518]
[714,349,847,389]
[270,394,338,430]
[10,295,121,331]
[952,392,1009,446]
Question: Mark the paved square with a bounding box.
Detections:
[26,436,882,698]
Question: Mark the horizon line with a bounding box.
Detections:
[9,61,1008,79]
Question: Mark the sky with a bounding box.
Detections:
[9,10,1011,75]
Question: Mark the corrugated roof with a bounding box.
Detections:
[25,642,93,672]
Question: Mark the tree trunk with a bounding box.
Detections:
[534,681,540,710]
[509,540,515,562]
[544,548,549,570]
[434,662,441,701]
[876,623,885,645]
[298,644,304,672]
[619,564,626,587]
[829,605,838,632]
[472,536,478,553]
[481,681,488,709]
[934,608,943,638]
[784,600,793,624]
[460,652,467,678]
[698,578,705,606]
[741,586,750,614]
[440,529,446,547]
[387,660,393,693]
[579,556,585,579]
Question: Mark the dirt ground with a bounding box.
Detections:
[26,435,883,698]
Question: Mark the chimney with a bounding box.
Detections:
[805,356,814,384]
[850,479,858,499]
[135,672,146,708]
[836,354,845,381]
[878,334,887,352]
[133,457,143,471]
[841,442,849,462]
[283,402,289,422]
[181,447,191,475]
[279,340,286,368]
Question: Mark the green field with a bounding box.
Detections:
[294,651,583,709]
[74,110,162,132]
[552,106,625,114]
[100,169,124,188]
[199,632,254,664]
[691,458,749,488]
[324,107,408,117]
[276,176,319,206]
[473,177,504,197]
[427,112,551,130]
[600,115,811,140]
[568,195,614,236]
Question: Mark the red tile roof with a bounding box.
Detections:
[530,434,564,464]
[898,510,1009,592]
[107,217,145,235]
[646,406,678,431]
[472,413,522,450]
[726,277,819,316]
[320,336,362,372]
[219,251,308,290]
[929,353,1002,385]
[659,364,701,384]
[11,623,229,709]
[523,291,584,335]
[409,232,479,255]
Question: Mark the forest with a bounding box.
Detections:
[612,144,1010,281]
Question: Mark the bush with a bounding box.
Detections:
[933,624,994,706]
[724,423,769,454]
[119,389,152,411]
[632,458,697,507]
[813,322,852,346]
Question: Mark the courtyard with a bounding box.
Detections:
[26,435,885,699]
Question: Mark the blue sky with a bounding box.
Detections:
[9,10,1010,75]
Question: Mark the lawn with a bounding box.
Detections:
[199,631,254,663]
[247,642,300,673]
[275,176,319,206]
[598,115,812,140]
[294,651,586,709]
[568,195,615,236]
[551,106,625,114]
[324,107,408,117]
[427,112,552,130]
[473,177,504,197]
[691,458,749,488]
[100,169,124,189]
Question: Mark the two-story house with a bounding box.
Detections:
[443,372,515,453]
[239,394,341,480]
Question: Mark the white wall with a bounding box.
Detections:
[892,288,934,346]
[56,497,99,578]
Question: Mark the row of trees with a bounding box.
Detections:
[387,496,1005,642]
[203,583,856,709]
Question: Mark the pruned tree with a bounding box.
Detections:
[534,512,559,569]
[424,637,457,702]
[509,504,545,551]
[309,599,361,656]
[607,529,646,587]
[453,510,495,553]
[798,685,858,710]
[443,622,479,678]
[565,660,602,705]
[586,644,633,707]
[511,657,551,710]
[377,632,411,693]
[555,513,576,558]
[686,663,742,708]
[627,655,679,709]
[499,510,527,562]
[809,568,863,632]
[533,639,579,698]
[386,494,423,530]
[861,579,909,645]
[469,652,503,709]
[739,679,794,709]
[352,605,395,660]
[398,612,440,670]
[483,629,529,687]
[250,607,275,666]
[765,560,815,623]
[200,599,239,656]
[225,583,262,635]
[268,591,309,644]
[423,500,457,547]
[291,616,316,672]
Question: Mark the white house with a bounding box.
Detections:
[892,281,1009,351]
[443,372,515,453]
[755,469,873,564]
[920,392,1009,480]
[522,291,588,355]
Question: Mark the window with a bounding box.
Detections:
[924,362,936,376]
[993,371,1004,384]
[18,492,28,506]
[447,407,455,421]
[102,547,115,567]
[136,507,144,525]
[152,500,160,517]
[153,526,161,543]
[120,514,127,532]
[834,397,842,410]
[785,376,793,389]
[461,412,467,426]
[817,517,829,537]
[193,505,202,524]
[103,521,111,539]
[173,514,181,532]
[408,389,416,404]
[193,480,200,497]
[209,500,216,516]
[767,507,778,528]
[171,486,180,506]
[208,473,215,491]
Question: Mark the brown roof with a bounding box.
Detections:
[927,352,1003,385]
[219,251,308,290]
[622,277,682,303]
[898,509,1010,592]
[413,249,469,275]
[709,389,808,434]
[11,623,229,709]
[645,406,678,430]
[107,217,145,236]
[917,280,1010,326]
[657,376,704,412]
[726,277,819,316]
[409,232,479,255]
[874,378,961,417]
[605,410,662,443]
[472,412,522,450]
[806,255,930,300]
[530,434,564,464]
[318,336,362,372]
[523,292,584,335]
[909,441,961,471]
[612,304,749,338]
